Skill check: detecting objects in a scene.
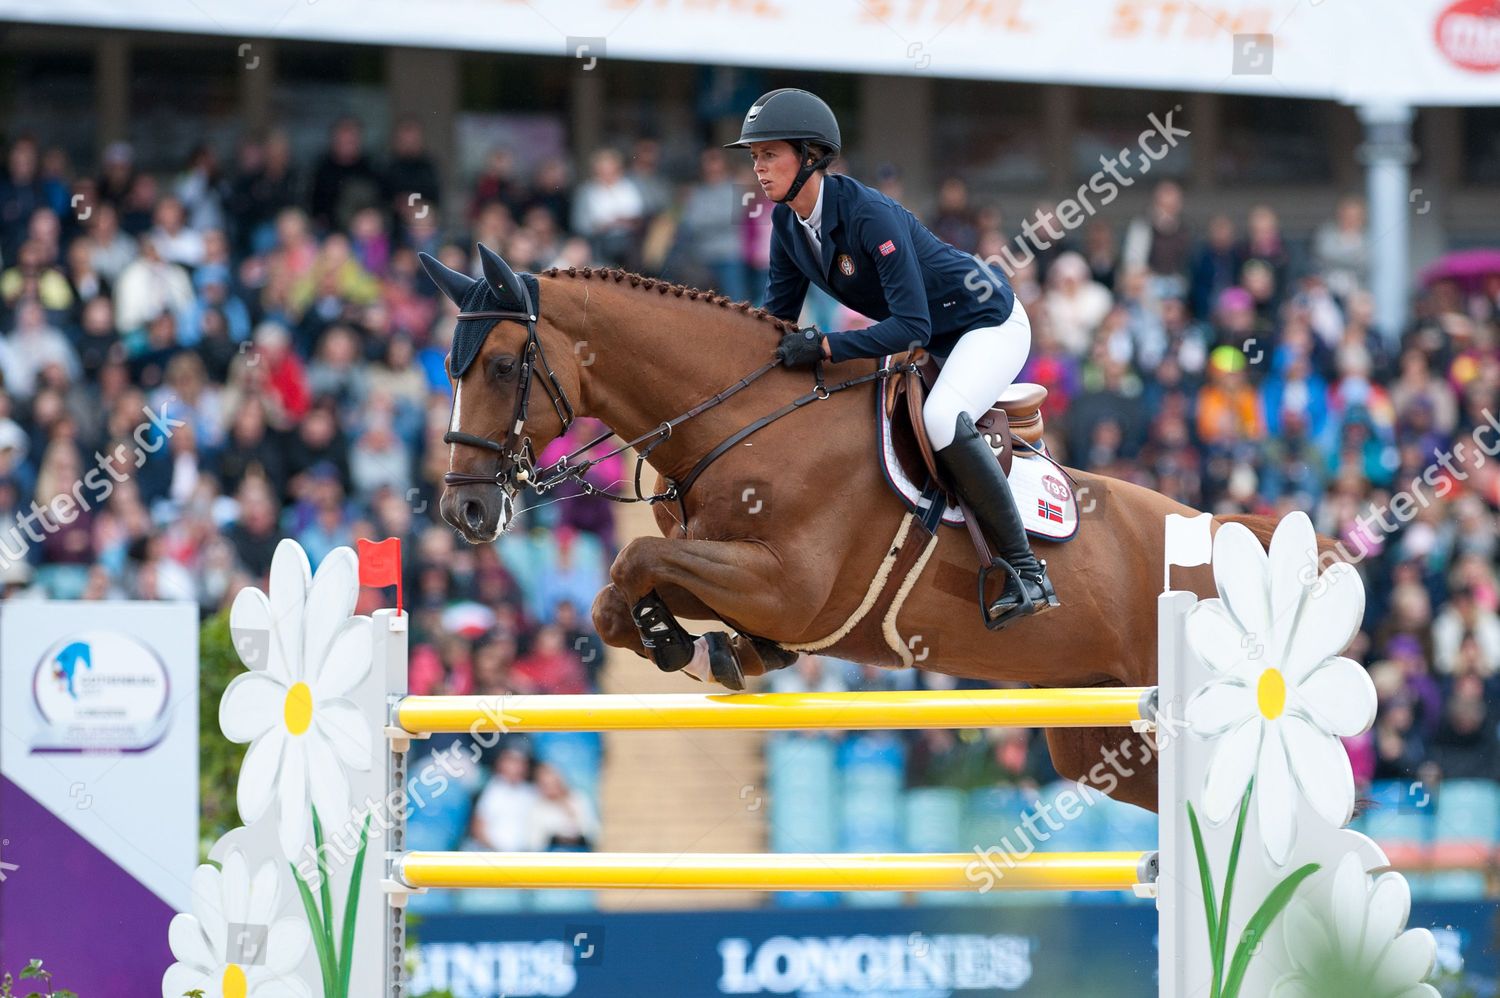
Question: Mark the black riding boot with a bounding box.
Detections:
[933,411,1058,628]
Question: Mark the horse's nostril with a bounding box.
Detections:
[462,498,487,533]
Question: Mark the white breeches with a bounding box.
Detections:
[922,298,1034,450]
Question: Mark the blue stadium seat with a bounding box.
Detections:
[768,734,840,908]
[904,787,967,906]
[1434,779,1500,844]
[838,733,906,908]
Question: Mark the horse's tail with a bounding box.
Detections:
[1216,513,1343,561]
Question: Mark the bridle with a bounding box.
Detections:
[440,277,916,533]
[441,277,575,490]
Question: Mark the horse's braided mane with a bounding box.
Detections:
[540,266,796,335]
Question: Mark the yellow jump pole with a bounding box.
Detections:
[394,687,1156,734]
[396,850,1158,893]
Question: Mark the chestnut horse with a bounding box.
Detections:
[424,248,1277,811]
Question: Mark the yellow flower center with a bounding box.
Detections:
[222,963,248,998]
[1257,668,1287,720]
[283,681,314,736]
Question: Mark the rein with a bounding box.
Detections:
[440,277,912,534]
[524,356,915,532]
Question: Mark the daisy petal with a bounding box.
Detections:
[316,698,373,772]
[304,547,360,668]
[305,730,352,832]
[1282,898,1330,972]
[1213,523,1272,646]
[247,858,280,925]
[230,586,288,684]
[277,737,310,861]
[267,540,312,683]
[221,848,250,923]
[166,912,214,969]
[1393,986,1441,998]
[247,971,314,998]
[219,673,286,744]
[1186,680,1256,737]
[1269,976,1315,998]
[265,916,312,973]
[237,727,287,824]
[1268,511,1320,659]
[1295,657,1377,738]
[1186,600,1257,678]
[1328,854,1370,963]
[161,963,210,998]
[1281,561,1365,686]
[1373,928,1437,991]
[188,862,226,956]
[1364,873,1415,966]
[1281,714,1355,828]
[1201,717,1264,824]
[1256,729,1297,865]
[314,618,374,700]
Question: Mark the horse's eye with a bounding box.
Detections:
[495,357,516,377]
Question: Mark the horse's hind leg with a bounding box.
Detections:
[1044,727,1159,813]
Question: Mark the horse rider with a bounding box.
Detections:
[726,87,1058,628]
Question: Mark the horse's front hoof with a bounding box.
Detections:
[705,631,745,691]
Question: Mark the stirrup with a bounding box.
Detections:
[978,558,1058,631]
[632,589,696,672]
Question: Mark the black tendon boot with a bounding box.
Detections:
[933,411,1059,629]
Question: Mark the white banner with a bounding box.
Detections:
[1,0,1497,105]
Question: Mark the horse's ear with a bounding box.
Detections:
[477,243,528,311]
[419,251,477,306]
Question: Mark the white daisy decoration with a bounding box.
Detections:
[161,848,312,998]
[1183,511,1378,865]
[220,540,374,861]
[1271,852,1438,997]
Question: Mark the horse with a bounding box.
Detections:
[422,246,1282,812]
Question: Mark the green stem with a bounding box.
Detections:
[1186,802,1220,995]
[337,812,374,998]
[291,861,338,998]
[313,809,335,954]
[1213,781,1255,993]
[1220,862,1320,998]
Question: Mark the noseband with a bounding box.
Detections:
[442,279,575,489]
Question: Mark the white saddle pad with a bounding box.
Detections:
[875,373,1079,542]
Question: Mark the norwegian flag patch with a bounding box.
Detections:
[878,239,896,256]
[1037,499,1064,524]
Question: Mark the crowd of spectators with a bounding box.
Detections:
[2,109,1498,877]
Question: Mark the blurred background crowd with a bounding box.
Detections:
[2,110,1498,906]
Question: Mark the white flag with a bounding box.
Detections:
[1163,512,1214,591]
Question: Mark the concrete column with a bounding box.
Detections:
[95,35,129,154]
[858,74,933,213]
[1328,103,1362,191]
[239,38,276,135]
[1187,91,1219,191]
[386,47,460,227]
[570,68,605,162]
[1420,106,1463,191]
[1356,102,1415,346]
[1043,85,1078,191]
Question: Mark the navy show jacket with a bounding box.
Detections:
[762,172,1015,363]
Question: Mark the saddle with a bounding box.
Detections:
[883,348,1048,485]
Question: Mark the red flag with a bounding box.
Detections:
[357,537,403,614]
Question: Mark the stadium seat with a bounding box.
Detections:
[768,734,840,908]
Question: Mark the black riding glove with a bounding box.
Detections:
[776,326,826,368]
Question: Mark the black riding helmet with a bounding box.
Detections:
[725,88,841,204]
